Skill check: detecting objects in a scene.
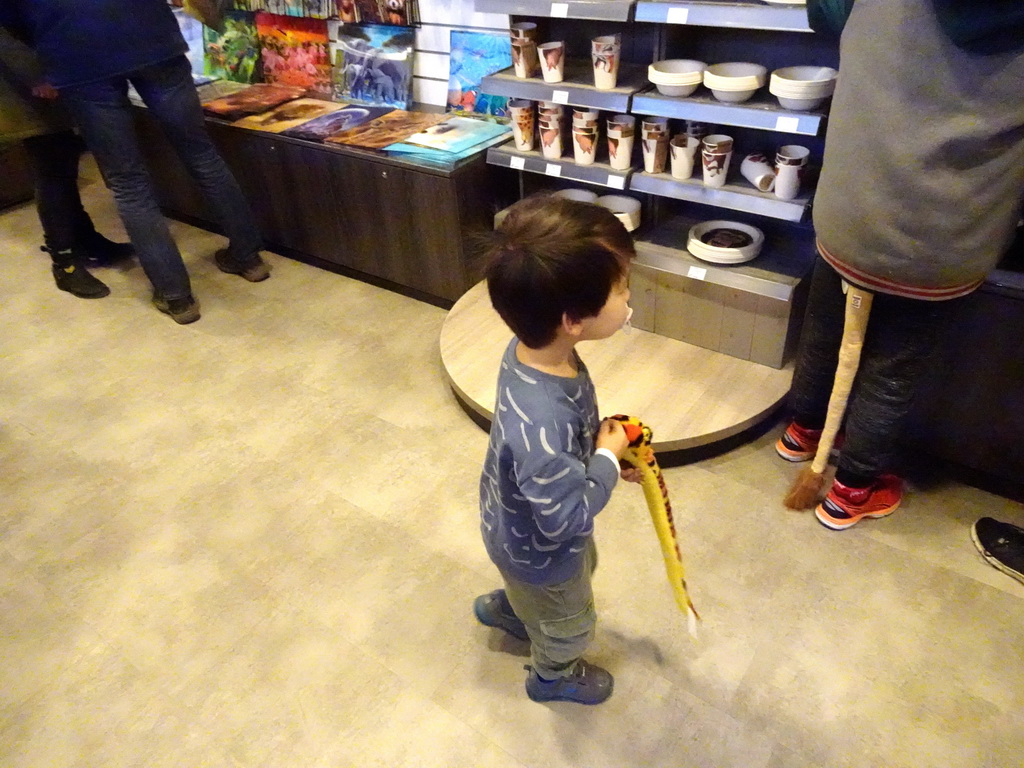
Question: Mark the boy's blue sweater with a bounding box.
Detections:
[480,338,619,586]
[3,0,187,89]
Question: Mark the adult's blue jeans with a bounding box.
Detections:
[61,55,261,301]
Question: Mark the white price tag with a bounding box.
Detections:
[552,89,569,105]
[550,2,569,18]
[510,156,526,170]
[607,174,626,189]
[666,7,689,24]
[687,265,707,281]
[545,163,562,177]
[775,116,800,132]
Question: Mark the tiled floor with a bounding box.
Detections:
[1,169,1023,768]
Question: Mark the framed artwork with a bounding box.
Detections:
[281,104,394,141]
[332,24,414,110]
[446,30,512,118]
[324,109,445,149]
[201,83,307,120]
[353,0,412,26]
[232,98,346,132]
[256,12,332,96]
[203,11,262,83]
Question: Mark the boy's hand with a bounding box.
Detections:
[619,466,643,484]
[31,82,59,100]
[596,418,629,460]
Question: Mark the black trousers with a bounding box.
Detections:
[789,257,962,482]
[21,130,97,261]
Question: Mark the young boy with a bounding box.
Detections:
[473,194,637,705]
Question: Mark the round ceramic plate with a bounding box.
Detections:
[687,221,764,264]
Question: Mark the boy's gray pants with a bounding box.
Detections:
[501,538,598,680]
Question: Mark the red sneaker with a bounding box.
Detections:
[815,474,902,531]
[775,421,845,462]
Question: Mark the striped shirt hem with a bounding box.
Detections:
[816,240,983,301]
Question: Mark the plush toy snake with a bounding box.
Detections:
[613,415,699,634]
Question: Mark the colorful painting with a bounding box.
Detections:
[201,83,308,120]
[324,110,446,150]
[354,0,412,26]
[256,12,332,96]
[403,116,510,155]
[232,98,346,132]
[332,24,414,109]
[446,30,512,118]
[281,104,394,141]
[261,0,336,17]
[197,80,252,103]
[204,11,262,83]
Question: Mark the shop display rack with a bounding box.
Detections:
[488,143,634,189]
[634,1,813,32]
[475,0,635,21]
[633,213,814,300]
[631,88,826,136]
[629,171,809,221]
[481,62,648,112]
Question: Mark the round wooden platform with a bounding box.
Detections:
[440,282,794,452]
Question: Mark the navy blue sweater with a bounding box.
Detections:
[2,0,187,88]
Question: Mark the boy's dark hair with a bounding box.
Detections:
[482,194,635,349]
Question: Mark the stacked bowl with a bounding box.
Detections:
[702,63,767,103]
[687,221,764,264]
[769,66,838,110]
[648,59,706,97]
[596,195,642,232]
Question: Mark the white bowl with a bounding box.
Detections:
[687,220,764,264]
[649,59,706,80]
[597,194,642,230]
[710,88,758,103]
[771,65,837,86]
[775,95,826,111]
[553,188,599,203]
[654,82,700,97]
[704,62,767,90]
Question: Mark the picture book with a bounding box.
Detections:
[324,110,446,150]
[203,11,262,83]
[332,24,414,110]
[201,83,308,120]
[256,12,332,96]
[446,30,512,118]
[403,116,510,155]
[281,104,394,141]
[233,98,346,132]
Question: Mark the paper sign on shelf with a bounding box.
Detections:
[666,7,689,24]
[607,175,626,189]
[545,163,562,177]
[774,116,800,133]
[552,90,569,105]
[550,3,569,18]
[687,266,707,281]
[510,156,526,170]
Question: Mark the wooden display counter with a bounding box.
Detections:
[133,108,515,306]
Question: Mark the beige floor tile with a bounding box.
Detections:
[3,171,1023,768]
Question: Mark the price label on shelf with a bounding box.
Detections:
[606,174,626,189]
[551,90,569,105]
[666,7,689,24]
[545,163,562,177]
[550,2,569,18]
[510,156,526,170]
[687,266,707,281]
[774,116,800,133]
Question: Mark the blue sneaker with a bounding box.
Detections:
[524,660,613,705]
[473,589,528,641]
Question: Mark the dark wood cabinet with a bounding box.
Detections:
[0,142,34,210]
[133,109,504,305]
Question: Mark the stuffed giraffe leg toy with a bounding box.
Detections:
[613,415,699,635]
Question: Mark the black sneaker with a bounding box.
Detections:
[971,517,1024,586]
[152,293,201,324]
[77,232,134,266]
[473,589,528,641]
[51,262,110,298]
[524,660,613,705]
[215,248,270,282]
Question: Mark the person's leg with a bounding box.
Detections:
[815,292,962,530]
[60,76,193,303]
[502,540,612,704]
[776,257,847,460]
[129,56,265,273]
[22,131,109,298]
